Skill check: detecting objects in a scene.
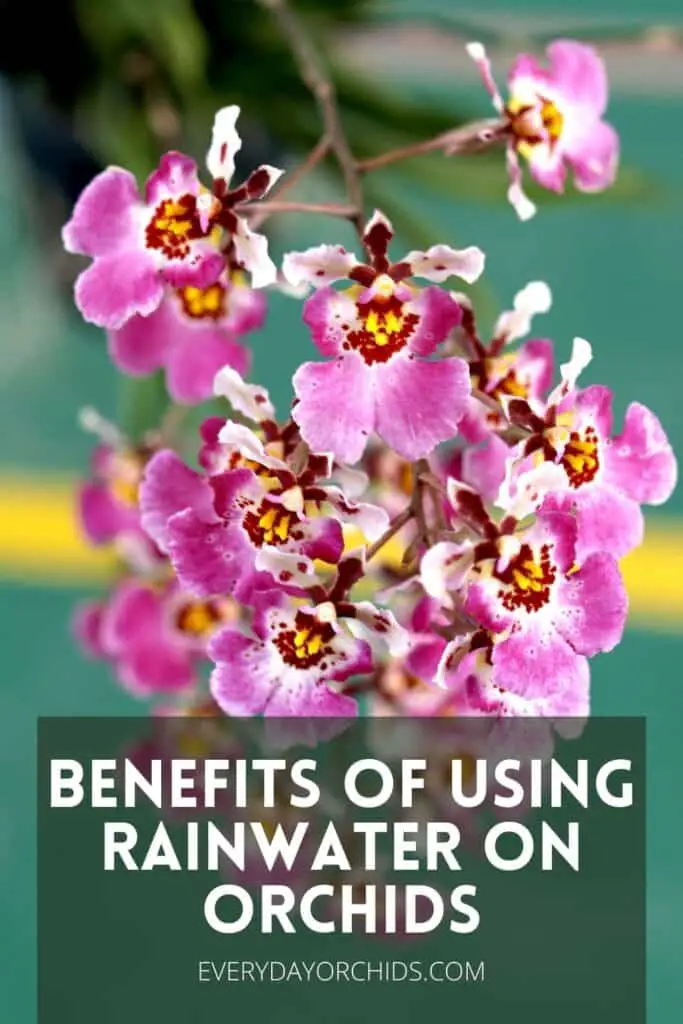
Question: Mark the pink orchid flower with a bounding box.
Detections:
[283,210,485,463]
[63,106,282,329]
[467,39,619,219]
[106,270,263,404]
[74,580,238,696]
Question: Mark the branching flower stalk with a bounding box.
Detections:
[66,3,677,753]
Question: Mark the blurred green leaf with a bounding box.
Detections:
[381,150,662,209]
[76,0,207,93]
[118,372,170,441]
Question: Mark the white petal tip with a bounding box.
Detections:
[251,264,278,290]
[465,247,486,283]
[213,364,242,395]
[572,336,593,366]
[77,406,122,447]
[262,164,286,186]
[466,41,486,61]
[214,104,241,124]
[525,281,552,313]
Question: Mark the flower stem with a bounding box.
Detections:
[259,0,365,235]
[241,199,359,218]
[366,507,414,561]
[249,135,331,229]
[357,117,508,173]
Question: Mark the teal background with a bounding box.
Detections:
[0,1,682,1019]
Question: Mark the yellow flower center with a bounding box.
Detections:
[345,285,419,366]
[108,452,144,507]
[243,500,299,547]
[541,100,564,142]
[561,428,600,488]
[177,282,226,320]
[274,611,335,669]
[507,94,565,159]
[145,194,201,260]
[175,597,236,637]
[499,543,556,613]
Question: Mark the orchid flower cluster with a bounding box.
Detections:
[68,34,676,750]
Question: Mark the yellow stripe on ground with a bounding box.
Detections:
[0,474,114,584]
[0,473,681,630]
[621,524,683,631]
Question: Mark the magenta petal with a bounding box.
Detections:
[225,282,267,336]
[528,151,566,193]
[532,509,578,575]
[266,675,358,718]
[508,53,550,93]
[120,644,195,696]
[465,579,515,634]
[302,288,353,356]
[63,167,141,257]
[375,355,470,460]
[571,484,643,561]
[293,354,374,464]
[555,552,628,657]
[547,40,608,114]
[406,635,446,683]
[573,384,613,436]
[569,120,619,192]
[198,416,226,472]
[72,601,106,658]
[545,662,590,719]
[160,249,224,289]
[209,630,276,715]
[519,338,554,398]
[107,300,174,375]
[407,288,462,357]
[100,581,164,655]
[461,435,509,503]
[493,622,585,700]
[604,402,678,506]
[78,482,136,544]
[75,251,164,329]
[299,516,344,564]
[145,152,200,205]
[139,450,217,552]
[210,469,259,519]
[250,589,287,642]
[332,639,374,683]
[166,511,256,599]
[165,326,250,404]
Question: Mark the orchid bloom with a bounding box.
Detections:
[139,370,391,603]
[74,579,239,696]
[76,411,162,570]
[63,106,282,330]
[492,337,677,561]
[209,590,367,720]
[467,39,619,219]
[457,280,554,443]
[209,584,407,724]
[139,447,346,603]
[283,210,485,463]
[106,269,264,404]
[420,480,628,718]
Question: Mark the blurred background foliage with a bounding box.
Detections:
[0,0,653,242]
[0,0,466,197]
[0,0,657,443]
